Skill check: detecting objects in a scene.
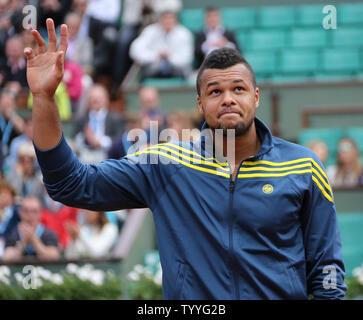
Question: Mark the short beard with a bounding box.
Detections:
[214,119,254,137]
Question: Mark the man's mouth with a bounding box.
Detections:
[218,110,242,118]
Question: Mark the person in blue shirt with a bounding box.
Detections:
[24,19,346,299]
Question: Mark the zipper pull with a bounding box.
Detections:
[230,180,235,193]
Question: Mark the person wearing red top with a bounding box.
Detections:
[40,194,78,250]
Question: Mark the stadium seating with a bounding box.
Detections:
[248,29,287,50]
[221,7,257,30]
[281,49,320,74]
[290,28,328,48]
[296,4,326,26]
[243,50,278,75]
[143,78,189,89]
[322,49,360,74]
[332,27,363,47]
[175,3,363,86]
[337,213,363,277]
[179,8,204,32]
[258,6,296,28]
[337,2,363,25]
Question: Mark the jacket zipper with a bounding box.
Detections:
[228,161,243,300]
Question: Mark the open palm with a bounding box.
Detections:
[25,19,68,97]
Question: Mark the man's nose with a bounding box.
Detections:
[222,91,236,107]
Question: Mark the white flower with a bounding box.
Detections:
[51,274,64,285]
[153,265,162,286]
[82,264,94,272]
[34,278,43,289]
[353,266,363,278]
[66,263,79,274]
[77,268,90,281]
[127,271,140,281]
[134,264,144,274]
[357,274,363,286]
[14,272,24,284]
[153,273,162,286]
[36,267,52,280]
[0,275,10,285]
[89,270,105,286]
[0,266,10,277]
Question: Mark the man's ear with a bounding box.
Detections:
[197,95,204,115]
[254,87,260,110]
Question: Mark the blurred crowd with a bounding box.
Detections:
[307,138,363,188]
[0,0,362,263]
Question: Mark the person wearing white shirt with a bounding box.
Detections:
[194,7,239,68]
[74,84,125,163]
[65,209,118,259]
[129,11,193,81]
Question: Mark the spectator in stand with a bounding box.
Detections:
[5,141,45,203]
[111,0,182,95]
[2,196,60,262]
[194,7,239,69]
[71,0,89,39]
[0,35,27,92]
[0,180,20,259]
[0,89,24,160]
[40,192,78,251]
[74,84,125,163]
[86,0,121,81]
[327,138,362,188]
[0,142,3,177]
[137,86,165,146]
[139,86,165,131]
[64,209,118,259]
[107,112,142,160]
[65,11,93,75]
[129,11,194,82]
[307,140,329,167]
[64,58,83,113]
[3,116,33,173]
[64,11,94,119]
[0,0,15,59]
[37,0,73,38]
[164,110,199,143]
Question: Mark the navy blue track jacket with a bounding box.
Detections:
[35,118,346,299]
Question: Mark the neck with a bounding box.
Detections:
[216,121,261,169]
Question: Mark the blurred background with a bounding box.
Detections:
[0,0,362,299]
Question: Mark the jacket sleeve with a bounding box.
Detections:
[34,134,160,212]
[301,155,347,299]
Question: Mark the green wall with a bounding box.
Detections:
[182,0,361,9]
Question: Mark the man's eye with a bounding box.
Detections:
[211,89,220,95]
[235,86,244,91]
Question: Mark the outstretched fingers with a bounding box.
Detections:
[58,24,68,55]
[46,18,57,52]
[31,29,46,54]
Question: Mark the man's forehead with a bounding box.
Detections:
[201,64,252,86]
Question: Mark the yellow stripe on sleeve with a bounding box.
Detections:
[133,149,231,178]
[312,176,334,202]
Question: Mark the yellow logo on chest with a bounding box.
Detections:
[262,184,274,194]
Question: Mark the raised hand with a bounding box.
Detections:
[24,19,68,98]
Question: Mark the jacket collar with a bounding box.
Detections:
[196,117,274,163]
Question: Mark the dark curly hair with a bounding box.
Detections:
[196,48,256,95]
